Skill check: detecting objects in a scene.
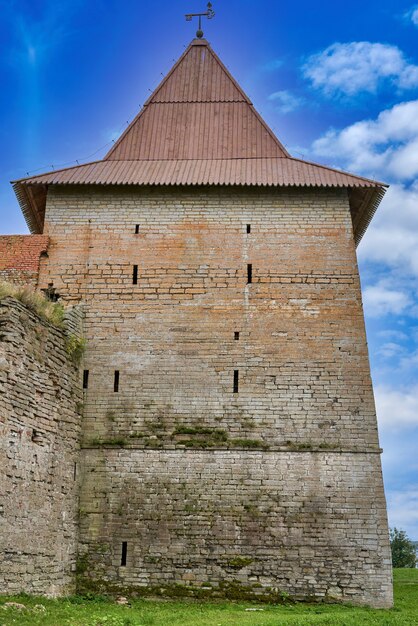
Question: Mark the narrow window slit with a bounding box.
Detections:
[132,265,138,285]
[83,370,89,389]
[247,264,252,284]
[114,370,120,393]
[234,332,240,341]
[135,225,140,234]
[31,429,40,443]
[73,462,77,481]
[121,542,128,567]
[246,224,251,234]
[233,370,239,394]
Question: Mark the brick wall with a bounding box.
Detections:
[0,298,82,596]
[0,235,49,286]
[39,184,392,606]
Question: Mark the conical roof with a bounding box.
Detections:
[12,38,387,244]
[105,39,288,161]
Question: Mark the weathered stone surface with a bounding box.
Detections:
[34,184,392,607]
[0,298,82,596]
[78,449,392,607]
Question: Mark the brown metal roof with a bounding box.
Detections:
[104,103,286,160]
[16,158,385,188]
[105,39,288,161]
[12,37,387,245]
[147,39,249,104]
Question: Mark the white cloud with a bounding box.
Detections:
[387,489,418,537]
[359,183,418,277]
[363,283,411,318]
[303,42,418,97]
[268,90,304,113]
[406,5,418,26]
[312,100,418,181]
[398,340,418,371]
[375,384,418,431]
[378,330,408,341]
[378,342,406,359]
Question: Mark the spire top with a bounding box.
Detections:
[185,2,215,39]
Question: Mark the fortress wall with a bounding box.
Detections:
[0,235,49,287]
[0,298,82,596]
[78,449,393,607]
[39,185,392,606]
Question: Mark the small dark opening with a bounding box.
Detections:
[135,224,140,234]
[121,542,128,567]
[42,283,60,302]
[246,224,251,234]
[83,370,89,389]
[233,370,239,393]
[31,429,40,443]
[247,264,252,284]
[114,370,120,393]
[73,462,77,481]
[132,265,138,285]
[234,332,240,341]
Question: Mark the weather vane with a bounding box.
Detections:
[185,2,215,39]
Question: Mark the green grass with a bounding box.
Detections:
[1,569,417,625]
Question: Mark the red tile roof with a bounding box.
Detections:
[12,38,387,245]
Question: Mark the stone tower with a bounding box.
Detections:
[6,38,392,606]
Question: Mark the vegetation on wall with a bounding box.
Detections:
[0,281,64,327]
[66,335,86,366]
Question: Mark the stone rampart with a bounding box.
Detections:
[0,297,82,596]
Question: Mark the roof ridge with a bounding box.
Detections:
[148,99,248,103]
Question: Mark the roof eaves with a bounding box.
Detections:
[352,186,387,247]
[12,182,43,234]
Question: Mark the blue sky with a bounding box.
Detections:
[1,0,418,538]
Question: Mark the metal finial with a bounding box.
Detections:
[185,2,215,39]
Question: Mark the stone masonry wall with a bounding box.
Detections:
[79,449,391,606]
[0,235,49,286]
[39,185,392,606]
[0,297,82,596]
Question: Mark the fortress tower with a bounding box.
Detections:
[2,37,392,606]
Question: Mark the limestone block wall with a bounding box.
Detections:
[0,235,49,286]
[0,298,82,596]
[39,185,392,606]
[79,449,392,607]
